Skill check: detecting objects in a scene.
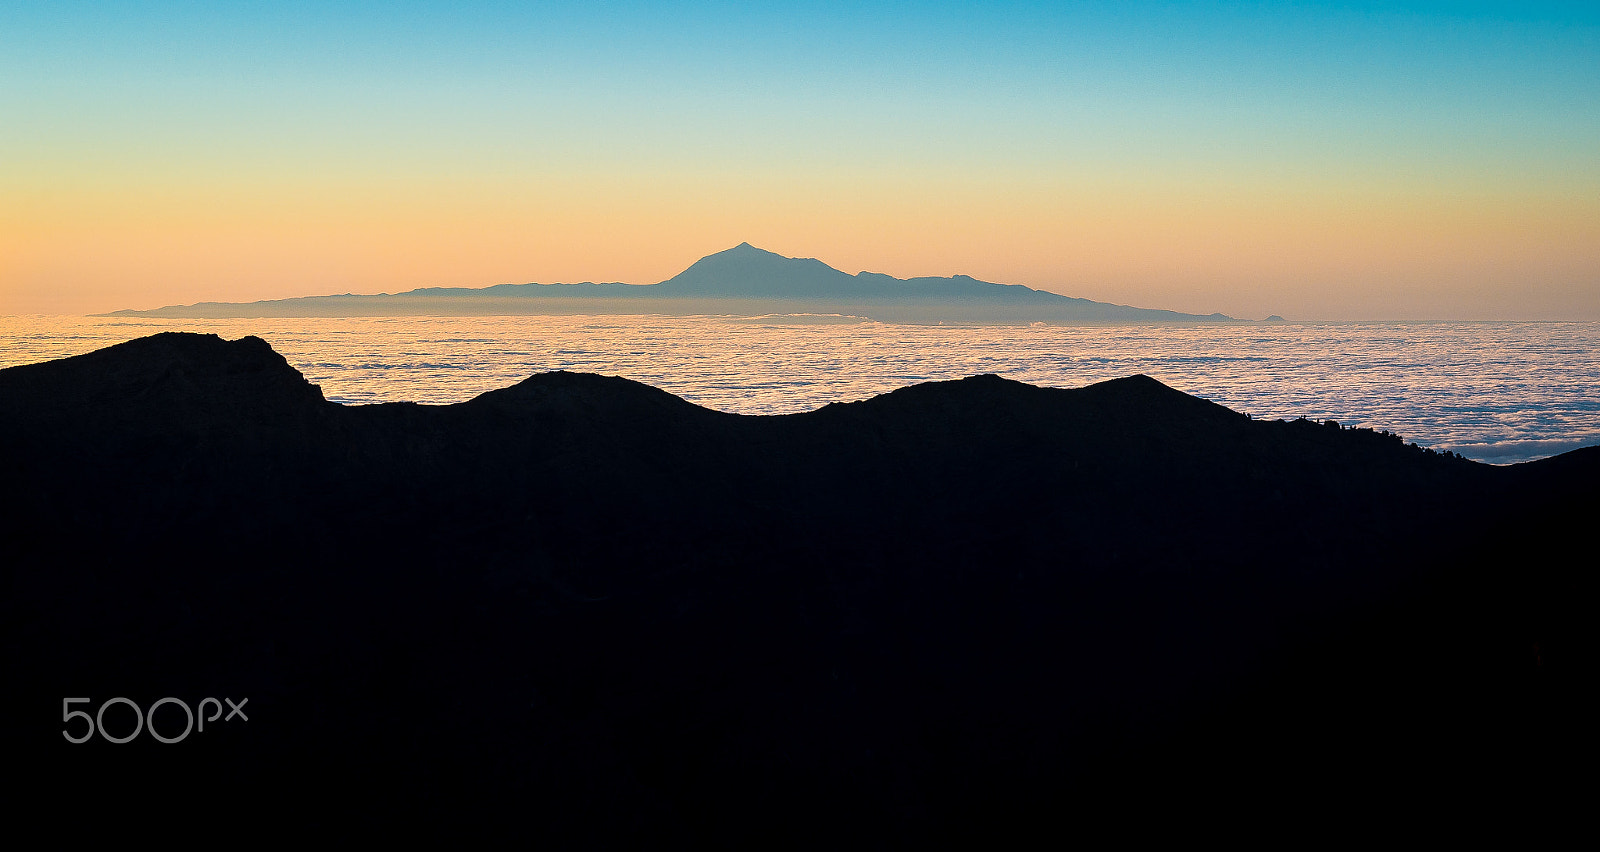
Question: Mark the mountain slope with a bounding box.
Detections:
[3,333,1587,841]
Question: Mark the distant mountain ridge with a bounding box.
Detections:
[104,243,1237,323]
[659,243,1081,304]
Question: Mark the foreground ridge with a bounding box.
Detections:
[3,333,1589,840]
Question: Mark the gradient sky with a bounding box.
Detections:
[3,1,1598,319]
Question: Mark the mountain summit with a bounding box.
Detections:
[656,243,865,299]
[654,244,1233,320]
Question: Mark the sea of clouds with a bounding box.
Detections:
[3,315,1596,465]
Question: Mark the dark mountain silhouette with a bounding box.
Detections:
[102,243,1234,323]
[4,333,1589,842]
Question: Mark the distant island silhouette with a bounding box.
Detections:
[103,243,1240,324]
[5,333,1586,840]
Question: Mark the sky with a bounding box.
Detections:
[3,1,1598,320]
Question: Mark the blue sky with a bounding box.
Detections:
[4,1,1597,317]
